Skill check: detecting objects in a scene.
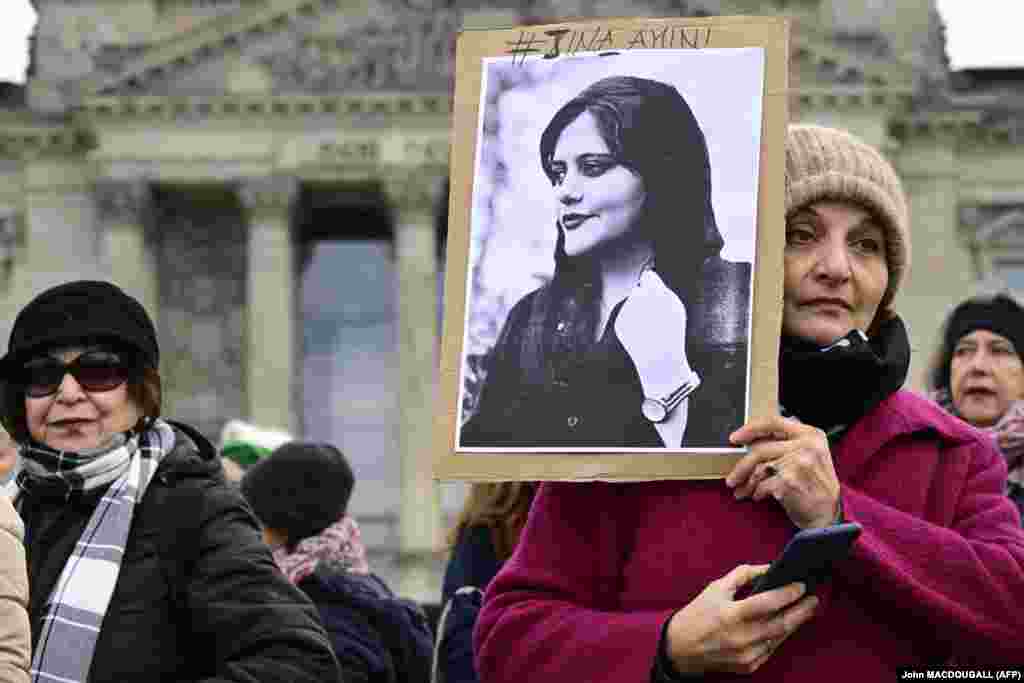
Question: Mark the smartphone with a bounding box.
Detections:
[747,522,862,596]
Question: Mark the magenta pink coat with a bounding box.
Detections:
[475,390,1024,681]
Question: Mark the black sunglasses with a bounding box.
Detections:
[20,350,132,398]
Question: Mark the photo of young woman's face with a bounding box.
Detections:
[549,110,647,258]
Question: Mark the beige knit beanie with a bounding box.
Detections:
[785,124,910,316]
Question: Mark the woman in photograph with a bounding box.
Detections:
[460,75,750,449]
[0,280,340,683]
[474,125,1024,680]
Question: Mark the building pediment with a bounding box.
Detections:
[80,0,457,97]
[81,0,340,95]
[83,0,919,99]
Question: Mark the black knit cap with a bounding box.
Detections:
[240,441,355,544]
[0,280,159,378]
[945,294,1024,358]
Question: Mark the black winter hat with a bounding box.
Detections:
[0,280,159,378]
[240,441,355,544]
[930,293,1024,392]
[945,293,1024,358]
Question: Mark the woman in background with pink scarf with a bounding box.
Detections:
[929,293,1024,523]
[241,441,433,683]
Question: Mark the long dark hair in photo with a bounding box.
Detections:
[534,75,724,357]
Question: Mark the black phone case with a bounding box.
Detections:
[749,522,862,595]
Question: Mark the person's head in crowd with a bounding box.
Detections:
[449,482,538,562]
[929,294,1024,428]
[783,123,909,344]
[776,124,911,427]
[240,441,355,550]
[245,442,429,682]
[218,418,292,483]
[0,280,161,451]
[539,75,724,297]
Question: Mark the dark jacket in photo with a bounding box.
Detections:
[19,422,340,683]
[462,257,750,449]
[434,524,503,683]
[299,566,433,683]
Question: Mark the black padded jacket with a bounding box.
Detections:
[19,421,341,683]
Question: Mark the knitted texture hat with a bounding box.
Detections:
[945,294,1024,361]
[0,280,158,377]
[785,124,910,315]
[240,442,355,544]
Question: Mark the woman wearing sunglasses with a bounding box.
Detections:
[0,281,341,683]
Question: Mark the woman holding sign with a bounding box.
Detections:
[459,75,750,449]
[475,125,1024,679]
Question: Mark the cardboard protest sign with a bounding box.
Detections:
[435,15,788,481]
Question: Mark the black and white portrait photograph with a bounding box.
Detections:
[453,47,765,453]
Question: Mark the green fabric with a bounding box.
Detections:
[220,441,272,467]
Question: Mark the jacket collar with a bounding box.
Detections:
[156,420,220,481]
[833,390,982,478]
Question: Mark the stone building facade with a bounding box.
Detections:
[1,0,1022,600]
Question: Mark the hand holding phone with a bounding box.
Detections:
[748,522,861,596]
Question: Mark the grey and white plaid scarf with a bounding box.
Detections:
[17,419,176,683]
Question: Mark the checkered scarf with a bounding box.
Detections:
[272,515,369,585]
[16,419,176,683]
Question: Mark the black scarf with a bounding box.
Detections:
[779,315,910,435]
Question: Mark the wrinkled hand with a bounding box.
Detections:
[666,564,819,675]
[614,269,690,396]
[726,416,841,529]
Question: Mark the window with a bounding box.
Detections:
[302,240,399,523]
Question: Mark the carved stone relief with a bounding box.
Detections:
[34,4,126,85]
[260,9,459,92]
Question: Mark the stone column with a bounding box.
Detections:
[388,172,444,602]
[239,177,299,434]
[7,160,103,339]
[96,180,159,320]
